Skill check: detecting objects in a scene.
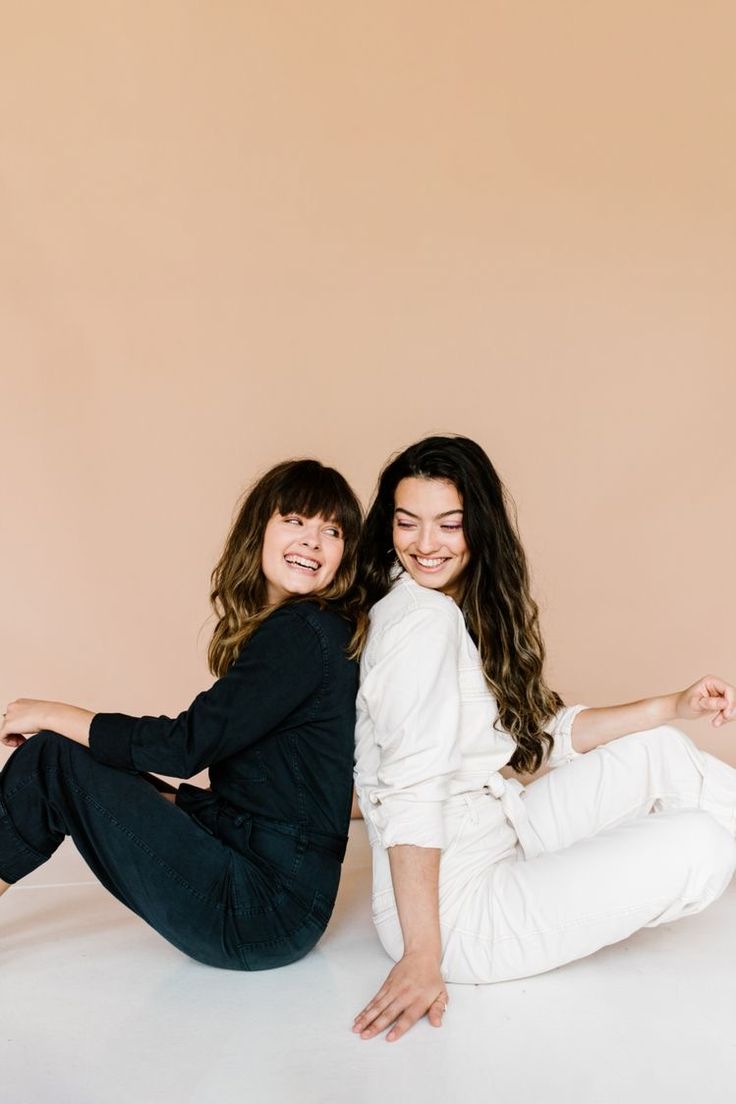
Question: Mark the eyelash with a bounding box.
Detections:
[395,521,462,532]
[284,516,342,538]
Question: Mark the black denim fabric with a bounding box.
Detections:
[0,602,357,970]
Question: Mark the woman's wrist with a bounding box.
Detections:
[652,693,680,726]
[42,702,63,731]
[46,702,95,746]
[402,937,442,959]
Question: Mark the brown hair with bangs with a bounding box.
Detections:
[208,459,364,677]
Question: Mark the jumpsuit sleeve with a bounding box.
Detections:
[358,603,462,851]
[544,703,589,767]
[88,606,323,778]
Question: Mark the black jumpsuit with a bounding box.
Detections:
[0,602,358,970]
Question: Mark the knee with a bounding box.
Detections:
[667,811,736,884]
[7,729,66,764]
[9,731,94,784]
[626,724,699,764]
[28,730,80,764]
[31,729,67,748]
[645,724,694,752]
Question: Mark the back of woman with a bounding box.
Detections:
[1,458,363,972]
[352,434,736,1043]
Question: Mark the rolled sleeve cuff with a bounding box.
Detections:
[364,795,446,850]
[88,713,137,771]
[546,703,588,767]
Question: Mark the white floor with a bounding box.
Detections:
[2,821,735,1104]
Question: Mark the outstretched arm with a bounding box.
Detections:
[571,674,735,754]
[353,844,447,1042]
[1,606,324,774]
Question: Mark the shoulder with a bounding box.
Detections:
[265,600,352,652]
[370,573,460,630]
[233,602,352,689]
[366,574,463,657]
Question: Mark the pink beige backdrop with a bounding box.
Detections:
[2,2,735,770]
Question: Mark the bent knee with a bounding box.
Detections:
[28,729,66,747]
[618,724,701,766]
[34,729,98,769]
[640,724,694,753]
[14,729,71,763]
[662,810,736,882]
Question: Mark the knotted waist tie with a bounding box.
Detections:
[480,772,544,860]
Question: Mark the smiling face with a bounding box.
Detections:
[392,477,471,602]
[261,511,345,605]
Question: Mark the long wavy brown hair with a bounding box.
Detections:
[358,436,563,773]
[209,459,364,677]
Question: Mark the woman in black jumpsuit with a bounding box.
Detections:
[0,459,363,970]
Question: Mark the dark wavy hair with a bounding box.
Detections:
[359,436,563,773]
[209,459,365,677]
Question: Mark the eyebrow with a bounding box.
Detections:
[394,507,463,520]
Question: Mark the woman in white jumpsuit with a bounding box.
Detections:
[352,435,736,1042]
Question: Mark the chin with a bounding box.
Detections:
[410,572,448,590]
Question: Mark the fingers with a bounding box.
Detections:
[694,685,736,727]
[355,998,404,1040]
[353,981,391,1031]
[359,999,432,1043]
[385,1004,425,1043]
[700,691,736,727]
[0,699,40,744]
[699,694,727,709]
[386,993,448,1042]
[0,714,23,745]
[427,994,448,1028]
[353,986,448,1042]
[700,695,727,725]
[352,987,391,1036]
[1,734,27,748]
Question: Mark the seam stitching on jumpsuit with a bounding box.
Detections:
[0,794,55,862]
[455,893,681,946]
[585,794,708,840]
[43,766,233,911]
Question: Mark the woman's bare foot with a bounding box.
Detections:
[0,879,10,897]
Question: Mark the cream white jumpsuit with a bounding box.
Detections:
[354,574,736,984]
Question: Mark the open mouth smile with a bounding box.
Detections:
[412,555,450,571]
[285,554,321,572]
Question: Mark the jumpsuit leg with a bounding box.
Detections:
[0,731,286,969]
[442,727,736,983]
[522,725,736,848]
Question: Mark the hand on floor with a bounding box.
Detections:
[352,951,448,1042]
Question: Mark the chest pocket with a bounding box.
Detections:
[458,667,491,703]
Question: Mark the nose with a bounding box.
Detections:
[415,524,438,553]
[300,523,321,549]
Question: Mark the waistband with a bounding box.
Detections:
[460,773,544,860]
[176,784,348,862]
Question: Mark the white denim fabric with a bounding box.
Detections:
[355,574,584,852]
[354,574,736,984]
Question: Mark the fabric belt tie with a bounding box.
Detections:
[483,772,544,860]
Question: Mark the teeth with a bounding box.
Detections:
[416,557,446,568]
[285,555,319,570]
